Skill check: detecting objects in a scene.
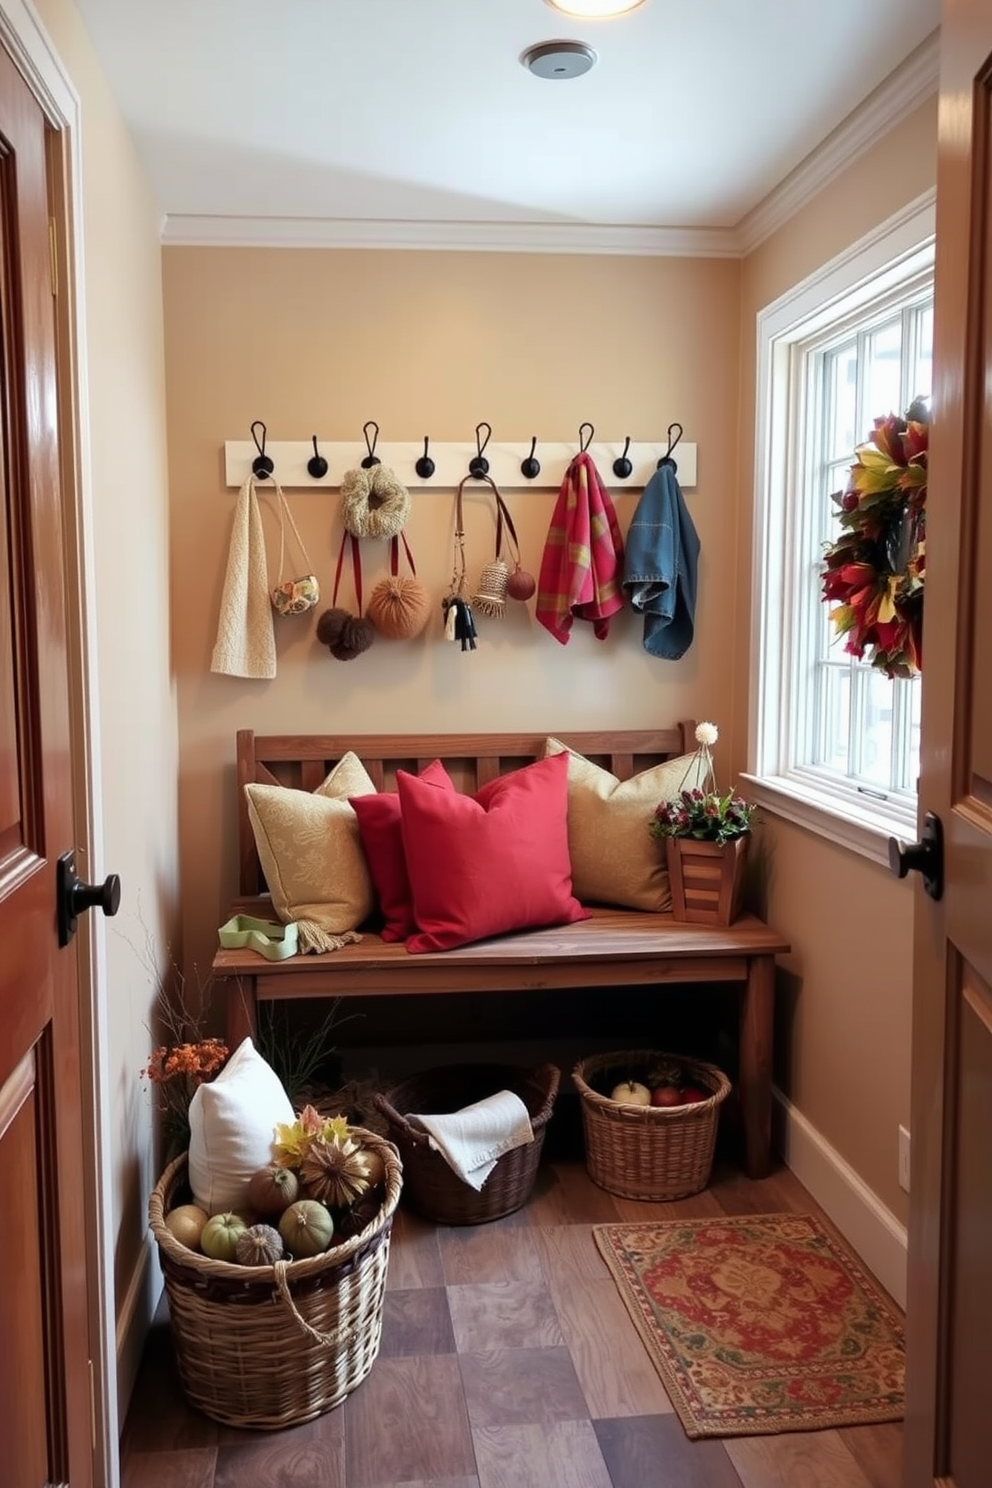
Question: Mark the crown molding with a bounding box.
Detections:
[159,30,939,261]
[736,29,940,255]
[160,213,741,257]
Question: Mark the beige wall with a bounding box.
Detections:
[34,0,179,1418]
[163,248,742,972]
[736,95,938,1222]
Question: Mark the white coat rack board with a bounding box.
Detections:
[221,439,698,492]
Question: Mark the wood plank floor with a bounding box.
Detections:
[120,1159,904,1488]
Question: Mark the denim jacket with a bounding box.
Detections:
[622,463,700,659]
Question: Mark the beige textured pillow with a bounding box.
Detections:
[245,752,377,953]
[543,738,707,912]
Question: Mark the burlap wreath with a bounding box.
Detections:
[340,465,411,540]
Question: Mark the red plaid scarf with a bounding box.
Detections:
[536,452,625,644]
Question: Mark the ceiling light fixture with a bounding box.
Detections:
[544,0,647,17]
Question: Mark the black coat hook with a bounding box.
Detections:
[612,436,633,480]
[415,435,436,480]
[578,422,595,453]
[307,434,328,479]
[657,421,683,472]
[361,420,381,469]
[250,420,274,478]
[469,421,492,479]
[521,436,541,481]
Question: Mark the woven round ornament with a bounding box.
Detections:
[340,465,411,541]
[506,562,536,602]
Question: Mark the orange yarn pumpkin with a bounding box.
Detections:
[366,575,431,639]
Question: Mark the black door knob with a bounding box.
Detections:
[887,811,943,901]
[56,850,122,947]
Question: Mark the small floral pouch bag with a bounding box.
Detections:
[270,483,319,616]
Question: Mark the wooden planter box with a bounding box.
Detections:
[666,835,748,925]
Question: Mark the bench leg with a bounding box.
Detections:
[739,955,774,1178]
[225,974,258,1048]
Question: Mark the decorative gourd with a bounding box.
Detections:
[247,1163,300,1217]
[200,1212,248,1263]
[279,1199,334,1258]
[359,1143,386,1190]
[164,1203,209,1250]
[300,1134,372,1209]
[235,1223,285,1267]
[334,1190,382,1241]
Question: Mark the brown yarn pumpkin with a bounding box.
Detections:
[316,607,375,661]
[330,615,375,661]
[367,575,431,639]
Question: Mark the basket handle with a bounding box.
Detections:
[272,1261,359,1351]
[372,1090,432,1148]
[531,1063,561,1124]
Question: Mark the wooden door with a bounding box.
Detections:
[0,42,93,1488]
[903,8,992,1488]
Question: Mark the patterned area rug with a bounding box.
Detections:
[594,1213,905,1439]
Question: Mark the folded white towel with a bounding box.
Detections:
[408,1089,534,1191]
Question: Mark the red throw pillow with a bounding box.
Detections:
[351,759,453,941]
[397,752,589,954]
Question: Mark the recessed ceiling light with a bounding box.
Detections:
[544,0,647,17]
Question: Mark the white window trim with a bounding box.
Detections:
[749,189,936,867]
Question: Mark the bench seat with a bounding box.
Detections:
[212,728,790,1180]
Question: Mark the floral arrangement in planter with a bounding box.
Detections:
[649,723,755,925]
[820,400,927,678]
[648,722,756,846]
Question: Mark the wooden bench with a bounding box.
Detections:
[212,727,790,1179]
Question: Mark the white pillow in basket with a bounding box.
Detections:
[188,1037,294,1215]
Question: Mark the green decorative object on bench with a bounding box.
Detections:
[217,914,299,961]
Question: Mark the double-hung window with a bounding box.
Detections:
[748,195,935,862]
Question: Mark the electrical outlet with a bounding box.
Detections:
[898,1125,911,1192]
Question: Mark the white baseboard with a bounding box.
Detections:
[774,1087,907,1309]
[114,1238,161,1424]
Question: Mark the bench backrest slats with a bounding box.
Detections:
[235,723,696,895]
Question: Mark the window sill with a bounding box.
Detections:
[740,773,917,870]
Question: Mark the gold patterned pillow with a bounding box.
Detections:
[244,752,377,953]
[543,738,707,912]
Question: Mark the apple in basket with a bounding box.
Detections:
[610,1080,652,1106]
[650,1085,683,1108]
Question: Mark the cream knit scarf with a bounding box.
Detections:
[211,475,276,679]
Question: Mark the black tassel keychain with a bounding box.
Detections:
[442,595,478,651]
[443,477,480,654]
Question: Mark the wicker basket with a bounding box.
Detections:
[148,1129,401,1429]
[373,1062,560,1224]
[573,1049,730,1201]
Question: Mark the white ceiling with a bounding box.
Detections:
[72,0,940,247]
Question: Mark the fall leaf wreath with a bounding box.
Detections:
[820,397,928,678]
